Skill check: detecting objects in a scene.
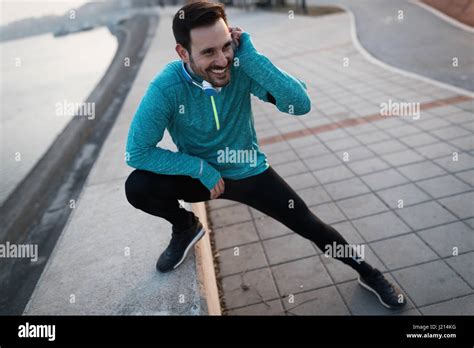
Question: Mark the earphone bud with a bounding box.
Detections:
[181,61,221,97]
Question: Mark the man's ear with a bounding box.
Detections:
[175,44,190,63]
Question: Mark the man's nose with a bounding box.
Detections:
[215,51,228,67]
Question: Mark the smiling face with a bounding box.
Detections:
[176,18,234,87]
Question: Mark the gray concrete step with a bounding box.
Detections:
[24,7,207,315]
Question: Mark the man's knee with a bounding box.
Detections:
[125,170,148,208]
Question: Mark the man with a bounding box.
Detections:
[125,1,406,309]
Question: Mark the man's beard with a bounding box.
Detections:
[189,56,231,88]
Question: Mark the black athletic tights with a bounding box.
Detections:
[124,166,373,276]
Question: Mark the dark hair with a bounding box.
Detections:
[172,1,228,52]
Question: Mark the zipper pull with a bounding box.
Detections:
[210,96,220,130]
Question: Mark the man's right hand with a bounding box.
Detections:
[229,26,243,52]
[210,178,225,199]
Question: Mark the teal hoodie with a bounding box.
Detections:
[125,32,311,191]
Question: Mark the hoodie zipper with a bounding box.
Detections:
[210,96,220,130]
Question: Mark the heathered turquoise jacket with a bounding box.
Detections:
[125,32,311,191]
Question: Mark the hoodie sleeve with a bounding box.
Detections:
[125,82,221,191]
[235,32,311,116]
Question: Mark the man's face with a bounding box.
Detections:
[179,18,234,87]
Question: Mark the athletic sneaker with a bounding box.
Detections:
[358,268,407,309]
[156,217,205,273]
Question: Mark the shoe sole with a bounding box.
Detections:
[357,276,404,309]
[172,226,206,270]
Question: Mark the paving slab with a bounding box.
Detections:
[206,9,473,315]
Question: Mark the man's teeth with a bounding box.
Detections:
[211,68,226,73]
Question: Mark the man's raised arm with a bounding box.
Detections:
[235,32,311,115]
[125,82,221,191]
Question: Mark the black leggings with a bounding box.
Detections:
[124,166,372,275]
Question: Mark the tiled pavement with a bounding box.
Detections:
[207,10,473,315]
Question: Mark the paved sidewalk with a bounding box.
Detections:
[207,10,473,315]
[307,0,474,91]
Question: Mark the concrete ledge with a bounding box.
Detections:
[23,7,213,316]
[192,202,222,315]
[0,12,160,315]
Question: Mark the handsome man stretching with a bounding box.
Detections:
[125,1,406,309]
